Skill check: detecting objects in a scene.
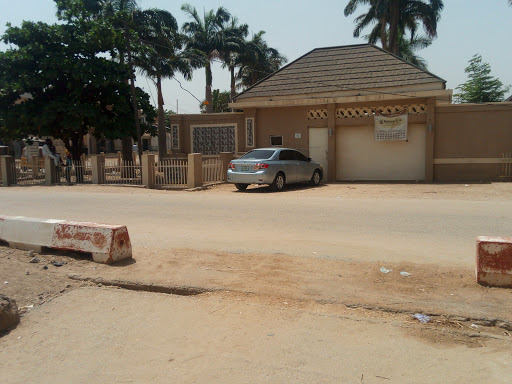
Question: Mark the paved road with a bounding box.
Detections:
[1,185,512,266]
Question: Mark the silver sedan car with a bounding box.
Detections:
[227,148,323,191]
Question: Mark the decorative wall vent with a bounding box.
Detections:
[307,109,328,120]
[336,104,426,119]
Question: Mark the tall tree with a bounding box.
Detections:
[344,0,443,55]
[236,31,287,90]
[58,0,145,163]
[0,19,155,162]
[454,54,510,103]
[219,17,249,100]
[132,9,194,159]
[367,29,432,69]
[181,4,231,113]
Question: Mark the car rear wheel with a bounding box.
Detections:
[271,172,286,192]
[235,183,249,191]
[310,169,321,186]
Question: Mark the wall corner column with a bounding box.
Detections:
[1,156,15,186]
[425,99,436,183]
[91,154,105,184]
[327,103,337,182]
[187,153,203,188]
[219,152,233,181]
[142,153,156,188]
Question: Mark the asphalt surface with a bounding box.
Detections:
[1,185,512,266]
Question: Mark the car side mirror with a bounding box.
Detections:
[307,157,312,162]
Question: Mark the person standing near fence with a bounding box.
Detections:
[65,149,73,184]
[42,139,63,169]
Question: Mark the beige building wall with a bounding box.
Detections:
[434,103,512,182]
[169,113,245,155]
[255,107,310,154]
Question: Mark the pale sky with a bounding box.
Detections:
[1,0,511,113]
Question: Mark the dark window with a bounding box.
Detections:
[240,149,276,160]
[292,151,309,162]
[279,150,295,161]
[270,136,283,146]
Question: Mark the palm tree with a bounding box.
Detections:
[219,17,249,100]
[236,31,287,90]
[132,9,194,159]
[181,4,231,113]
[344,0,444,55]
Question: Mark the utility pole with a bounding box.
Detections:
[176,99,179,114]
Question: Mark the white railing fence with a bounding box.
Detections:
[58,160,92,184]
[13,159,45,185]
[202,158,224,184]
[155,159,188,188]
[103,161,142,185]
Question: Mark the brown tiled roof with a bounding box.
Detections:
[234,44,445,100]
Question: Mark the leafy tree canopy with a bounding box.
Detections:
[454,54,510,103]
[199,89,230,113]
[0,7,155,160]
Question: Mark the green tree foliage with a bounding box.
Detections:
[181,4,231,113]
[344,0,443,56]
[132,8,196,159]
[0,10,155,160]
[454,54,510,103]
[199,90,230,113]
[236,31,287,90]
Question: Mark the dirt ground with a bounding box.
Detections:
[8,181,512,201]
[1,243,511,347]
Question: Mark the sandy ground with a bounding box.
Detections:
[1,183,512,382]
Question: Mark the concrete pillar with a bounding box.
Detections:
[219,152,233,181]
[31,155,39,178]
[1,156,15,186]
[44,157,57,185]
[142,154,156,188]
[187,153,202,189]
[327,103,337,182]
[91,154,105,184]
[425,99,436,183]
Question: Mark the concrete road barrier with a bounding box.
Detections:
[476,236,512,288]
[0,215,132,264]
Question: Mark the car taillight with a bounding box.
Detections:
[228,162,235,169]
[253,163,269,170]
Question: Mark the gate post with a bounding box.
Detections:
[142,153,155,188]
[1,156,15,186]
[44,157,57,185]
[91,154,105,184]
[187,153,202,188]
[31,155,39,178]
[219,152,233,181]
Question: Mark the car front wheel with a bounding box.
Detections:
[235,183,249,191]
[271,172,286,192]
[310,169,321,186]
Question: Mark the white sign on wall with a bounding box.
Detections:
[374,110,408,141]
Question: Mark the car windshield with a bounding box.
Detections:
[240,149,276,160]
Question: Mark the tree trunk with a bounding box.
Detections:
[230,65,236,112]
[380,20,388,51]
[388,0,400,55]
[119,49,133,164]
[205,61,213,114]
[230,65,236,99]
[124,24,142,166]
[156,75,167,161]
